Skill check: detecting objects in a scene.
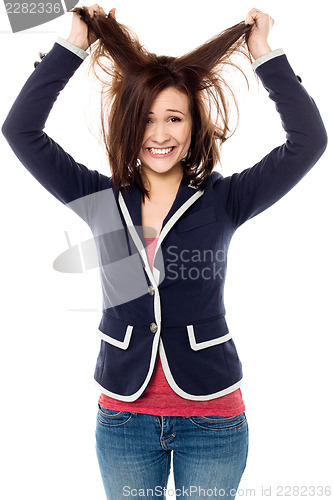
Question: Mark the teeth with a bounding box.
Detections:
[149,147,173,155]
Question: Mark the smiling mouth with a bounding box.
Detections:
[147,146,176,157]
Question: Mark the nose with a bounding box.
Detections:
[150,122,171,144]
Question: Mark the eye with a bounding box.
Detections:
[146,116,182,124]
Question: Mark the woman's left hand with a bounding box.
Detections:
[245,8,274,60]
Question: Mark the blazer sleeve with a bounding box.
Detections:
[220,52,328,229]
[1,40,111,210]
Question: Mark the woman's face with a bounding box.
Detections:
[138,87,192,179]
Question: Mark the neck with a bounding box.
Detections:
[142,164,184,201]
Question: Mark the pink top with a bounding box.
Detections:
[99,237,245,416]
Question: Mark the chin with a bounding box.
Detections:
[147,163,180,174]
[141,157,181,173]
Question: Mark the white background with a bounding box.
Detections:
[0,0,332,499]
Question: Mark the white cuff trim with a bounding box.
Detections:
[252,48,285,71]
[56,36,89,60]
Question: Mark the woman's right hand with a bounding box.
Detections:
[66,4,116,51]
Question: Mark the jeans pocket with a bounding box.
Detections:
[96,404,135,427]
[189,411,247,431]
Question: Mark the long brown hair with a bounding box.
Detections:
[69,7,254,200]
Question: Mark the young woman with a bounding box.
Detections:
[2,4,327,499]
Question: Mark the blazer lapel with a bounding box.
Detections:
[118,178,204,286]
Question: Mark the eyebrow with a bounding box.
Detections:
[148,109,185,115]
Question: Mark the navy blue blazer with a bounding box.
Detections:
[2,41,327,402]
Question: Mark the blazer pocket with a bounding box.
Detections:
[97,313,134,350]
[177,206,216,232]
[187,315,231,351]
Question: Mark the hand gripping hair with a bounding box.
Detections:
[69,7,255,200]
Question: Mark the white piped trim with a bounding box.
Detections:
[152,189,204,267]
[118,192,160,292]
[97,325,133,350]
[118,188,204,285]
[187,325,232,351]
[152,266,160,285]
[158,338,243,400]
[95,327,161,402]
[118,192,162,338]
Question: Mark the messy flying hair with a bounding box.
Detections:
[69,7,255,200]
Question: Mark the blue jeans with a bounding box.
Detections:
[95,405,249,499]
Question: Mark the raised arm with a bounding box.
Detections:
[1,5,115,209]
[218,9,328,228]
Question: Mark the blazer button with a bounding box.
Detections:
[34,51,47,68]
[150,322,158,333]
[148,285,155,296]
